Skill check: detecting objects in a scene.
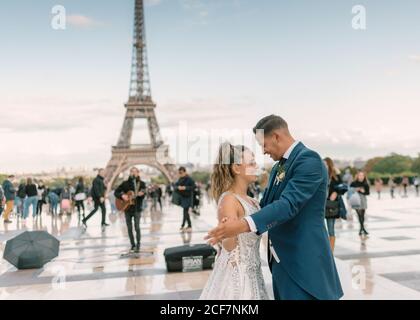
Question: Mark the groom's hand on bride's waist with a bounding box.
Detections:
[205,218,251,245]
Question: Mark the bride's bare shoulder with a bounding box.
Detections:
[217,193,242,221]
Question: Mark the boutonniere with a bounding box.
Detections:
[275,164,286,185]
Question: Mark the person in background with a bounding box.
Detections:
[0,185,5,218]
[16,180,26,217]
[374,178,383,200]
[82,169,109,229]
[60,184,72,215]
[192,182,201,216]
[351,171,370,236]
[175,167,195,232]
[36,180,47,216]
[156,185,163,211]
[205,181,211,204]
[115,167,147,253]
[246,183,258,198]
[324,158,342,252]
[150,185,157,212]
[2,175,16,224]
[389,177,396,199]
[108,189,117,214]
[402,176,409,198]
[74,177,86,220]
[342,168,353,186]
[165,183,173,205]
[23,178,38,220]
[414,176,419,197]
[254,181,262,200]
[48,189,60,215]
[341,168,354,222]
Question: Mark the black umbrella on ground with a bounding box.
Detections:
[3,231,60,270]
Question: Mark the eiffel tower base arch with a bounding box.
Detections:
[104,145,177,191]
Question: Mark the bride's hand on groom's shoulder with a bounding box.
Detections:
[205,218,251,245]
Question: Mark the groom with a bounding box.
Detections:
[206,115,343,300]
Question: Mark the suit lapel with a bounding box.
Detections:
[266,142,305,204]
[283,142,304,173]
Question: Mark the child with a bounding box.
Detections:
[60,186,72,215]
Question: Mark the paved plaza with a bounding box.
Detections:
[1,190,420,300]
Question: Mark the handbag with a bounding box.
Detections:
[172,190,182,207]
[75,193,86,201]
[325,200,340,218]
[349,191,362,209]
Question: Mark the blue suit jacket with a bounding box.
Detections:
[251,142,343,300]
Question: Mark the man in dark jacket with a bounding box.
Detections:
[114,167,146,253]
[174,167,195,231]
[82,169,108,229]
[2,175,16,224]
[16,181,27,216]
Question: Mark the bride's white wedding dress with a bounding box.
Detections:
[199,192,269,300]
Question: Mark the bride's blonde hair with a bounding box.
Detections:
[211,142,248,203]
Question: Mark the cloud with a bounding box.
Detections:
[408,54,420,62]
[180,0,242,25]
[67,15,103,28]
[0,97,120,133]
[145,0,162,6]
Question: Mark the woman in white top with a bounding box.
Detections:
[200,142,269,300]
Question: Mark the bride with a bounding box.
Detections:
[199,142,269,300]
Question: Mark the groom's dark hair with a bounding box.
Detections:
[253,115,288,135]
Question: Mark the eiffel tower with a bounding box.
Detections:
[104,0,176,188]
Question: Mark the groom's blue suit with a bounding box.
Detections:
[250,142,343,300]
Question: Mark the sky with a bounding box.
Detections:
[0,0,420,173]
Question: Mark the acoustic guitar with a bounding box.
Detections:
[115,191,136,212]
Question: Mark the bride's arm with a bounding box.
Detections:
[217,194,243,252]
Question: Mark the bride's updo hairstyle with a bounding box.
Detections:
[211,142,248,203]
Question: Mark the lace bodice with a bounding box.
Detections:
[219,192,263,271]
[199,192,269,300]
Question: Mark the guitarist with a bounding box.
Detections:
[115,167,146,253]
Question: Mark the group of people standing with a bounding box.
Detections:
[0,167,188,254]
[324,161,371,252]
[0,173,102,225]
[374,176,419,199]
[0,175,76,223]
